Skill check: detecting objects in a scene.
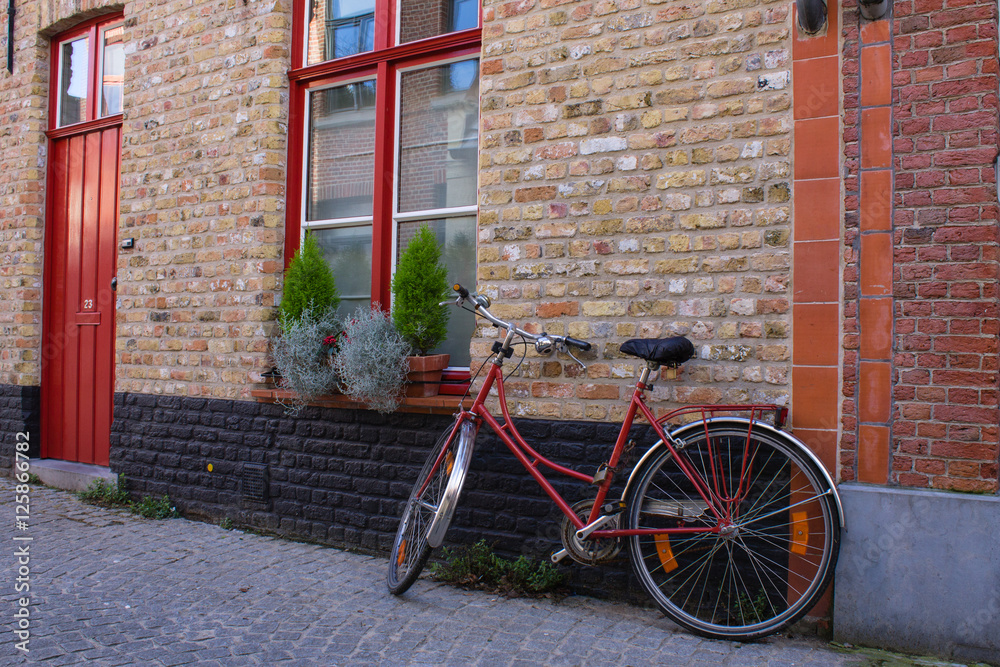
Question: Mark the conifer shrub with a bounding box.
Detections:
[279,232,340,331]
[391,224,450,356]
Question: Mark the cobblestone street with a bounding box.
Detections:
[0,478,929,665]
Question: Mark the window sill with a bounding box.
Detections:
[250,389,463,415]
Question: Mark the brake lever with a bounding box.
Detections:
[561,343,587,370]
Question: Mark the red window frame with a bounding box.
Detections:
[285,0,482,307]
[48,14,124,135]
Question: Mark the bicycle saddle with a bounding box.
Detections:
[620,337,695,367]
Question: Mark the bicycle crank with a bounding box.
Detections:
[558,499,622,566]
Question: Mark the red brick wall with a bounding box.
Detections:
[844,0,1000,491]
[891,0,999,492]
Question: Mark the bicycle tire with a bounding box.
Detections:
[624,421,841,640]
[387,417,475,595]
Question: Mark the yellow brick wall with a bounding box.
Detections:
[115,0,291,398]
[476,0,794,420]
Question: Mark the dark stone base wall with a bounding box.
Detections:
[110,393,657,602]
[0,384,41,470]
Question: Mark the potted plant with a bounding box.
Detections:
[332,305,411,413]
[391,224,452,397]
[270,232,342,412]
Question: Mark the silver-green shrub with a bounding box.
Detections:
[333,305,411,414]
[271,305,341,413]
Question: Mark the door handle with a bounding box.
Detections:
[111,276,117,291]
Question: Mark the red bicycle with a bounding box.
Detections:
[388,285,842,640]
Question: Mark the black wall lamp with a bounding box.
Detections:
[797,0,888,33]
[858,0,890,20]
[796,0,828,34]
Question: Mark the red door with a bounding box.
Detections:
[41,126,120,465]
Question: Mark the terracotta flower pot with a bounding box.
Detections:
[405,353,450,397]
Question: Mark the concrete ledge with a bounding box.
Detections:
[834,483,1000,664]
[26,459,118,493]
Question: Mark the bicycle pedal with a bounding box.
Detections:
[601,500,626,515]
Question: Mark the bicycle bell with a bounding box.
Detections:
[535,335,555,355]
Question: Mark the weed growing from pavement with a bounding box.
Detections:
[79,476,131,507]
[78,475,179,520]
[430,539,567,598]
[220,517,234,530]
[132,495,181,519]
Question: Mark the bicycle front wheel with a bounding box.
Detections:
[387,416,475,595]
[625,421,841,640]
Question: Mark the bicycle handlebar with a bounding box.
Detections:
[450,284,592,355]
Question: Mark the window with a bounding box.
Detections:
[54,16,124,129]
[290,0,480,368]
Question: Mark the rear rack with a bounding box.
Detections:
[655,404,788,430]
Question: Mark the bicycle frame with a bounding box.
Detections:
[459,347,790,541]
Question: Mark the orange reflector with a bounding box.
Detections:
[654,534,679,573]
[446,451,455,476]
[791,510,809,555]
[397,540,407,567]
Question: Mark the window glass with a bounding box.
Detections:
[399,0,478,44]
[294,0,480,373]
[100,24,125,117]
[396,216,476,365]
[58,37,89,128]
[307,80,377,221]
[312,225,373,315]
[307,0,376,65]
[397,60,479,213]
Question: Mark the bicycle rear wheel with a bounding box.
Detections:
[387,416,475,595]
[625,421,841,640]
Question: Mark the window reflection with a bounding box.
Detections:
[398,60,479,213]
[307,80,377,221]
[307,0,375,65]
[101,25,125,117]
[399,0,479,43]
[58,38,89,127]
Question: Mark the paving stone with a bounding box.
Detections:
[0,478,878,665]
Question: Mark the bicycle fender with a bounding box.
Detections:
[425,418,478,548]
[622,417,844,528]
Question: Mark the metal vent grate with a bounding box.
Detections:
[241,463,269,502]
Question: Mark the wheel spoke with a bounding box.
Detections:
[737,490,834,529]
[627,425,840,640]
[416,498,439,512]
[388,418,475,594]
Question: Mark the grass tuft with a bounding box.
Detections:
[79,475,131,508]
[132,495,180,520]
[78,475,179,520]
[430,539,567,598]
